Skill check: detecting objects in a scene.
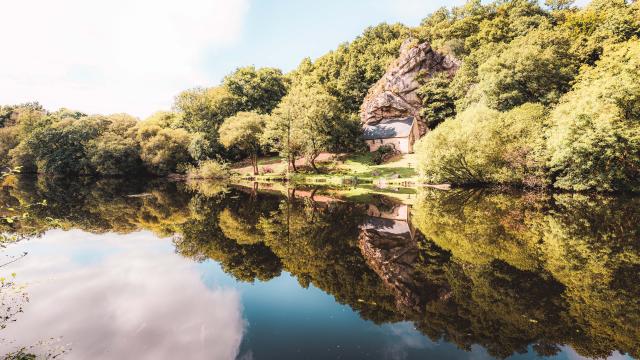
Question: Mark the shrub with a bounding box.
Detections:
[371,145,396,165]
[415,103,547,186]
[186,159,230,180]
[87,133,142,176]
[137,127,192,175]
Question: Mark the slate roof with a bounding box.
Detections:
[362,117,414,140]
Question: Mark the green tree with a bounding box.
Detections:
[23,116,108,175]
[561,0,639,64]
[0,102,44,128]
[3,105,47,171]
[261,108,304,172]
[269,83,342,172]
[0,127,19,169]
[416,103,547,186]
[545,0,575,10]
[87,133,141,176]
[547,40,640,192]
[173,86,238,157]
[476,28,579,111]
[310,23,409,114]
[137,125,193,175]
[222,66,288,114]
[85,113,142,176]
[219,111,266,175]
[417,72,456,128]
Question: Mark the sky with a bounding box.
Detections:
[0,0,589,118]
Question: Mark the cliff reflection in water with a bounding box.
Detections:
[1,176,639,359]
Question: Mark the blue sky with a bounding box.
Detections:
[199,0,471,80]
[0,0,588,118]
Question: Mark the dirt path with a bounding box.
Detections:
[233,153,339,175]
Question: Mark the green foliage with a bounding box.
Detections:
[85,114,142,176]
[219,112,266,151]
[3,177,639,358]
[284,23,409,151]
[1,0,638,192]
[547,40,640,192]
[222,66,288,114]
[137,126,192,175]
[417,72,456,128]
[416,103,547,186]
[187,132,211,162]
[173,87,237,157]
[0,127,19,168]
[0,102,44,128]
[544,0,575,10]
[219,111,266,175]
[186,159,230,180]
[174,66,287,160]
[413,0,639,191]
[416,0,489,58]
[561,0,640,64]
[476,28,579,111]
[24,116,108,175]
[87,133,141,176]
[309,23,409,114]
[371,145,395,165]
[268,83,344,171]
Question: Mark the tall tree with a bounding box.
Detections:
[219,111,267,175]
[269,83,342,172]
[222,66,288,114]
[173,86,238,157]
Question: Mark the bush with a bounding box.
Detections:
[371,145,396,165]
[87,133,142,176]
[186,160,230,180]
[137,127,192,175]
[0,127,19,168]
[415,103,547,186]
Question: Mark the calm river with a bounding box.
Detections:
[0,177,638,360]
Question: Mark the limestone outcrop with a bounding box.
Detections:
[360,39,460,135]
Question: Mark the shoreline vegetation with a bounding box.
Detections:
[1,176,638,359]
[1,0,639,193]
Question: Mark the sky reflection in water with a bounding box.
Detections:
[0,178,637,360]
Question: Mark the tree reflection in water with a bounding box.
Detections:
[1,176,638,359]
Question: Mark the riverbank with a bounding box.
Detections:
[230,152,424,187]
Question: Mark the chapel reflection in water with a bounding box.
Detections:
[1,176,638,359]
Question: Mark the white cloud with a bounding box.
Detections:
[0,230,245,360]
[0,0,249,118]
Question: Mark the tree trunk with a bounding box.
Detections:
[309,156,319,173]
[252,154,258,176]
[252,181,258,199]
[290,156,297,173]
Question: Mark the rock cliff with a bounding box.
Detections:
[360,40,460,135]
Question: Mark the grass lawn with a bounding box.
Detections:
[232,152,419,185]
[332,152,418,181]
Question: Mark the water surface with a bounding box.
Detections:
[0,177,638,359]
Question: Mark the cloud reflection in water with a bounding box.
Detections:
[0,229,245,360]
